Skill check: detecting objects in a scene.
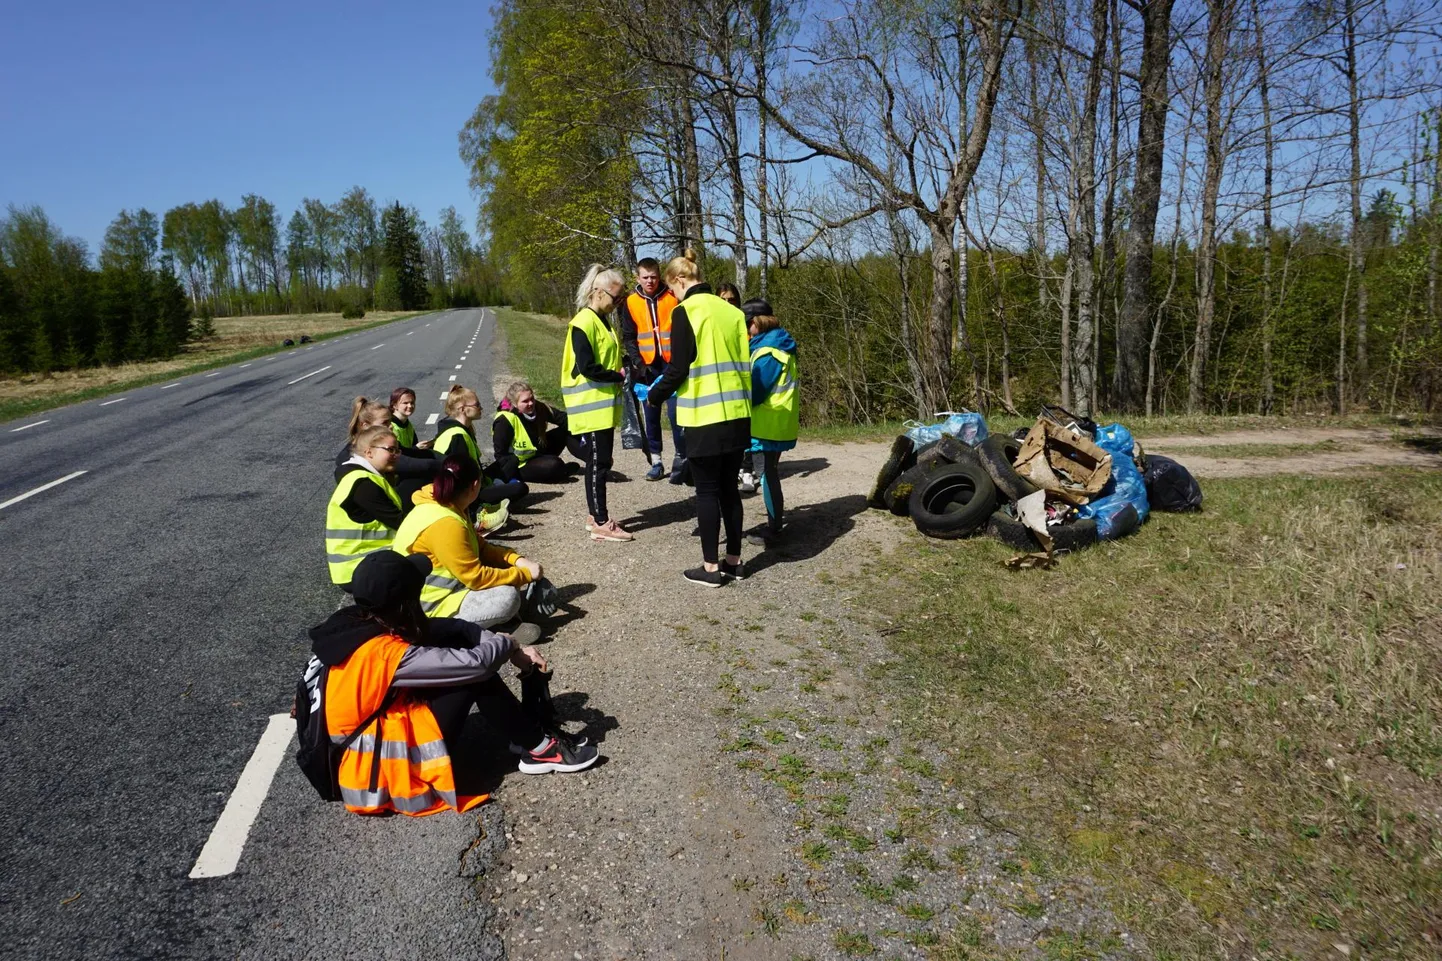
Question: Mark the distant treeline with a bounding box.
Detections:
[0,190,507,376]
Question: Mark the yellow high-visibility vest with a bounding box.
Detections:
[750,344,799,441]
[391,502,471,617]
[560,308,622,433]
[676,293,751,428]
[494,410,538,464]
[325,469,402,586]
[435,425,479,465]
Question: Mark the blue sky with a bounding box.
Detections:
[0,0,494,255]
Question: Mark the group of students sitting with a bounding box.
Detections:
[311,381,600,816]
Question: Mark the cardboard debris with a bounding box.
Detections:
[1013,419,1112,506]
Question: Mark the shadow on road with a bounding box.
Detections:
[618,496,696,534]
[743,493,869,576]
[778,456,830,479]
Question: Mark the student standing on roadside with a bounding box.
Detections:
[492,381,584,483]
[325,425,406,591]
[716,282,741,305]
[620,258,686,483]
[741,299,799,546]
[563,264,633,542]
[645,249,752,586]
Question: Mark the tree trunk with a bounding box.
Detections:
[888,208,927,415]
[1344,0,1369,404]
[1069,0,1108,418]
[926,217,958,413]
[1117,0,1176,411]
[1253,0,1275,413]
[718,35,749,290]
[1187,0,1232,414]
[1104,0,1122,404]
[754,0,771,296]
[678,86,705,257]
[1028,42,1052,326]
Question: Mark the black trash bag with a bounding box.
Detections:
[620,388,645,451]
[1142,454,1203,512]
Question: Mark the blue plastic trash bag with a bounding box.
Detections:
[903,411,989,448]
[1077,422,1149,539]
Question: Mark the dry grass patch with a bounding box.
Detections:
[0,310,422,420]
[865,472,1442,958]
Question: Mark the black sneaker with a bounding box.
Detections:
[518,735,599,774]
[720,560,746,580]
[683,566,728,588]
[509,730,592,756]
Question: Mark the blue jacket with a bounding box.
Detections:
[750,327,797,452]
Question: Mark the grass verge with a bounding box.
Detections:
[493,307,567,401]
[0,310,425,424]
[1151,439,1370,459]
[861,472,1442,958]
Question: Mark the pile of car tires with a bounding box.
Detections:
[867,431,1098,548]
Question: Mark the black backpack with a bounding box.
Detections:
[294,656,393,802]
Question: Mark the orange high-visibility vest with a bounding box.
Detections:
[324,634,487,816]
[625,290,677,365]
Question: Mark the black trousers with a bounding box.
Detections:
[688,449,745,563]
[495,428,586,483]
[577,428,615,524]
[422,676,544,750]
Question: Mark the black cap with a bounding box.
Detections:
[350,552,431,612]
[741,298,773,319]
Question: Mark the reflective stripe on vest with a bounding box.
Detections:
[435,425,479,465]
[324,634,486,816]
[391,502,472,617]
[391,419,416,449]
[560,308,622,433]
[749,344,800,442]
[325,469,402,586]
[676,294,752,428]
[494,410,538,464]
[626,291,676,365]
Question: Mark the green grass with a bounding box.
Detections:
[492,306,567,401]
[0,310,426,424]
[1155,439,1366,458]
[859,470,1442,958]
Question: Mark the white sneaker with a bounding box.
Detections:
[739,472,758,493]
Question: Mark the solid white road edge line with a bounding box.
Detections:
[426,412,440,425]
[9,420,49,432]
[287,366,332,386]
[0,470,88,511]
[100,398,127,406]
[188,713,292,879]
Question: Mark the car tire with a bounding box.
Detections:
[907,462,997,539]
[914,434,978,472]
[978,434,1039,504]
[986,511,1098,552]
[868,436,915,509]
[884,463,932,515]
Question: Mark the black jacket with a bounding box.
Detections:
[569,313,627,385]
[334,441,438,482]
[492,402,565,460]
[647,284,751,458]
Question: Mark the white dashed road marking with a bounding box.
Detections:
[189,714,292,879]
[371,344,385,350]
[287,366,332,386]
[426,413,439,425]
[455,365,463,369]
[407,331,415,336]
[99,398,127,406]
[448,375,457,382]
[206,371,223,378]
[0,470,88,511]
[161,383,181,390]
[9,420,49,432]
[240,364,252,369]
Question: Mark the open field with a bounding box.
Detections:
[0,310,422,423]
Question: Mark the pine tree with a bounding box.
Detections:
[381,203,429,310]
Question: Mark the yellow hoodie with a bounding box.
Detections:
[408,487,530,591]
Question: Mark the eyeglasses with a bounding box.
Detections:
[372,445,399,454]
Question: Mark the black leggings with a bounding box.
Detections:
[422,676,544,751]
[577,428,615,524]
[689,450,744,564]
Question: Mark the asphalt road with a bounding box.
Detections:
[0,308,508,960]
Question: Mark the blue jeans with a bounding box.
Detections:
[643,392,685,463]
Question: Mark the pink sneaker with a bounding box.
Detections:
[588,518,633,542]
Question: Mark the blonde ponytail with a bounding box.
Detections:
[347,396,389,442]
[575,263,625,312]
[664,247,701,285]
